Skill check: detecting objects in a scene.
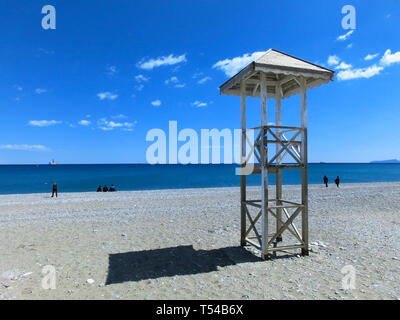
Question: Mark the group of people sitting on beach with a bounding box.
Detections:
[97,184,117,192]
[323,175,340,188]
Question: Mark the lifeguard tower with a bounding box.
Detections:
[219,49,334,259]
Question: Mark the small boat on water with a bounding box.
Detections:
[49,159,57,165]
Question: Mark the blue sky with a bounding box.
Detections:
[0,0,399,164]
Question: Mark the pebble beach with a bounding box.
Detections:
[1,182,400,300]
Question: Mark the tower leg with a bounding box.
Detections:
[301,164,309,256]
[260,74,269,259]
[275,92,283,242]
[240,82,246,247]
[240,175,246,247]
[276,168,283,242]
[300,80,309,256]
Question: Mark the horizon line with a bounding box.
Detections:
[0,161,398,166]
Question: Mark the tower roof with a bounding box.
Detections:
[219,49,334,99]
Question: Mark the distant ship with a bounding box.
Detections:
[49,159,57,165]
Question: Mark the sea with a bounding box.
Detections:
[0,163,400,195]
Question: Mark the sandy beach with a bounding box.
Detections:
[1,182,400,300]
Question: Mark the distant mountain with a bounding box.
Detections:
[370,159,400,164]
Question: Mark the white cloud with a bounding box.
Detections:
[35,88,47,94]
[198,76,212,84]
[337,64,383,81]
[364,53,379,61]
[327,55,340,66]
[191,101,207,108]
[346,43,353,49]
[135,84,144,91]
[380,49,400,67]
[332,48,399,81]
[192,72,203,79]
[212,51,265,77]
[335,62,352,70]
[137,54,187,70]
[165,76,185,88]
[337,30,354,41]
[37,48,54,55]
[0,144,49,151]
[107,65,117,76]
[14,85,23,91]
[97,92,118,100]
[97,118,137,131]
[164,76,179,85]
[135,74,149,82]
[151,100,161,107]
[111,114,127,119]
[134,75,149,91]
[29,120,62,127]
[78,120,91,126]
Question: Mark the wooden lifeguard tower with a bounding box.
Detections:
[219,49,334,260]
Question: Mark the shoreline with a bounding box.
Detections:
[1,180,400,197]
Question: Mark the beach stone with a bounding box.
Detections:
[22,288,33,295]
[86,279,95,284]
[1,182,400,299]
[21,272,33,278]
[1,270,16,280]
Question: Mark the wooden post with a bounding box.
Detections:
[260,73,269,259]
[240,81,246,247]
[275,88,283,242]
[299,77,309,256]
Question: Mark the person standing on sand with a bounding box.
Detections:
[51,182,58,198]
[335,176,340,188]
[323,175,328,188]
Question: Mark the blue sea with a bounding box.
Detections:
[0,163,400,195]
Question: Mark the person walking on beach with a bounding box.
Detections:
[335,176,340,188]
[51,181,58,198]
[323,175,328,188]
